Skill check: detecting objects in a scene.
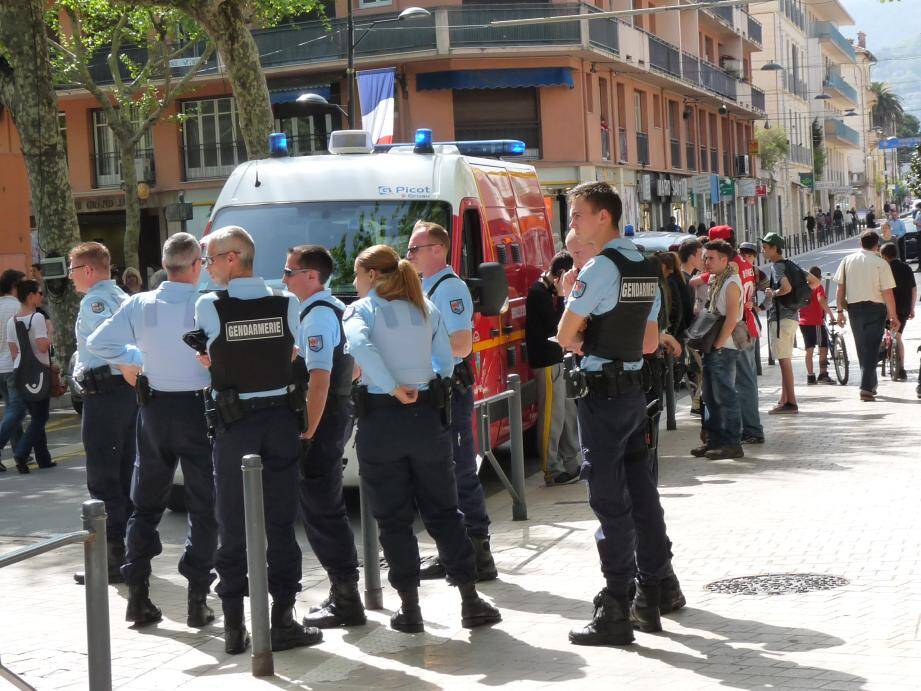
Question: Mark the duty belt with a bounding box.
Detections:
[363,388,440,412]
[80,366,128,395]
[352,378,452,425]
[584,364,645,398]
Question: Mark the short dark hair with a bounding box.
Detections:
[288,244,334,283]
[860,230,880,250]
[704,239,734,259]
[809,266,822,278]
[880,242,898,259]
[567,181,623,229]
[15,279,40,303]
[30,263,41,272]
[678,238,701,263]
[0,269,24,296]
[548,250,573,279]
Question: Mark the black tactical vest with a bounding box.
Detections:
[209,290,294,394]
[581,247,658,363]
[292,300,354,398]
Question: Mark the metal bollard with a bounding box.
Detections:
[663,353,677,431]
[241,455,273,678]
[359,477,383,610]
[82,500,112,691]
[755,334,763,376]
[506,374,527,521]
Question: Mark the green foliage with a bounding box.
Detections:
[898,113,920,138]
[906,145,921,197]
[755,126,789,174]
[812,119,826,177]
[871,81,904,135]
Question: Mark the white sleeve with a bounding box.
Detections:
[6,317,14,346]
[31,313,48,339]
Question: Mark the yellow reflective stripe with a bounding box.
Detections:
[540,366,553,473]
[472,329,525,353]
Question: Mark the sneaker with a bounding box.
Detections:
[546,471,580,487]
[806,374,817,385]
[705,446,745,460]
[768,403,798,415]
[816,372,835,384]
[741,435,765,444]
[689,406,702,417]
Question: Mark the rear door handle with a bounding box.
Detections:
[502,325,515,334]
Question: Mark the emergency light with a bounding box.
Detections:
[414,128,434,154]
[268,132,288,157]
[380,131,527,158]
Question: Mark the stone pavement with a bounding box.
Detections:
[2,315,921,690]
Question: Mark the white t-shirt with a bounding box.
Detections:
[7,312,50,368]
[711,273,744,351]
[0,295,21,373]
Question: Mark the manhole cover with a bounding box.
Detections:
[705,573,849,595]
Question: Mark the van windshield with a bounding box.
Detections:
[209,200,452,294]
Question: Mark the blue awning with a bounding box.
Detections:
[416,68,573,92]
[270,86,331,105]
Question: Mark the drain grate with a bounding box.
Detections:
[706,573,849,595]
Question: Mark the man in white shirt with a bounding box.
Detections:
[0,269,25,471]
[835,230,899,401]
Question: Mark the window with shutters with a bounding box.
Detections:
[453,87,541,159]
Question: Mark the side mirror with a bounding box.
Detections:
[466,262,508,317]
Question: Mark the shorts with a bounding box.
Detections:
[897,313,909,335]
[799,324,829,349]
[771,318,798,360]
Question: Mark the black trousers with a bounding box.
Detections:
[82,383,138,543]
[848,301,887,394]
[122,391,216,589]
[451,387,490,538]
[357,403,476,591]
[298,396,359,584]
[213,406,302,603]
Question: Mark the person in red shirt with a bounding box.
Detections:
[798,266,836,384]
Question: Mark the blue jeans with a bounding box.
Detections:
[847,301,887,394]
[702,348,741,448]
[0,372,25,457]
[736,344,764,440]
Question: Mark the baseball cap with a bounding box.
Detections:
[708,225,734,240]
[738,242,758,254]
[761,232,785,249]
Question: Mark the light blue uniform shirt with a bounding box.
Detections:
[87,282,210,392]
[887,217,906,239]
[566,236,661,372]
[421,266,473,366]
[343,290,453,394]
[75,279,133,379]
[195,276,300,399]
[298,289,344,373]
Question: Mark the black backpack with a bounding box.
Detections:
[776,259,812,311]
[13,314,51,402]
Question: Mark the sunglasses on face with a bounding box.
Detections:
[282,267,313,277]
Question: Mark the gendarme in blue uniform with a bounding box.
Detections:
[88,281,216,595]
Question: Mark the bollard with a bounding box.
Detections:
[241,455,273,678]
[82,500,112,691]
[663,353,677,431]
[359,477,383,610]
[767,322,775,366]
[506,374,527,521]
[755,334,763,376]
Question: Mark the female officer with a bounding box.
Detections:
[343,245,501,633]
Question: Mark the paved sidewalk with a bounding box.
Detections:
[2,315,921,690]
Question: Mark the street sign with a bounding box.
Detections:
[755,183,767,197]
[169,57,199,68]
[690,174,711,194]
[719,177,735,198]
[799,173,814,189]
[164,201,194,222]
[737,178,756,197]
[877,137,921,150]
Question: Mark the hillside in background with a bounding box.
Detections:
[872,37,921,124]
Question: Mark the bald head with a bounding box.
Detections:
[565,229,595,270]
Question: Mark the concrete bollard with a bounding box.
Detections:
[82,500,112,691]
[241,454,273,678]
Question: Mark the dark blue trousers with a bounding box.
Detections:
[82,383,138,542]
[848,301,887,394]
[122,391,216,589]
[298,396,359,584]
[213,406,302,602]
[357,403,476,591]
[577,389,670,596]
[451,387,490,538]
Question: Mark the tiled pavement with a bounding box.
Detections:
[2,316,921,690]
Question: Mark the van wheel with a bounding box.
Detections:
[167,485,186,512]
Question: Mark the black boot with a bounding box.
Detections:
[77,541,126,585]
[418,556,447,580]
[125,581,162,626]
[270,598,322,651]
[303,581,366,629]
[187,586,214,628]
[569,589,634,646]
[390,589,424,633]
[471,536,498,582]
[458,582,501,629]
[223,599,250,655]
[659,574,687,614]
[629,579,662,632]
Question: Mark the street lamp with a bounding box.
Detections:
[814,93,832,100]
[347,6,431,127]
[296,92,349,119]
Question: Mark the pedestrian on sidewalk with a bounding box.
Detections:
[879,242,915,381]
[834,231,899,401]
[679,239,705,415]
[799,267,836,385]
[866,205,877,229]
[0,269,25,471]
[761,233,800,414]
[885,207,907,261]
[525,250,581,486]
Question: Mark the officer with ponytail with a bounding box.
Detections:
[343,244,501,633]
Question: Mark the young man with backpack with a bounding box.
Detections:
[762,233,809,414]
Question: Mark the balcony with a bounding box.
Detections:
[746,13,763,46]
[751,86,766,112]
[823,72,858,104]
[680,52,737,101]
[670,138,681,169]
[90,150,155,189]
[824,118,860,148]
[637,132,649,166]
[781,0,806,31]
[811,21,857,63]
[707,4,734,26]
[686,142,697,171]
[791,143,812,166]
[182,142,247,181]
[648,34,681,79]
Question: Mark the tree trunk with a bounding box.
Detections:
[0,0,82,365]
[118,144,141,271]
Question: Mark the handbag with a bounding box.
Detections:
[686,310,725,353]
[49,362,67,398]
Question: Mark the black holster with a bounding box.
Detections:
[203,391,220,439]
[452,357,475,394]
[563,353,588,399]
[136,374,152,407]
[214,388,244,427]
[585,361,645,398]
[81,366,116,395]
[288,383,307,433]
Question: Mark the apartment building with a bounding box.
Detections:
[850,32,883,212]
[0,0,768,273]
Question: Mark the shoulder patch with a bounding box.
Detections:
[91,301,106,314]
[571,280,587,299]
[343,305,355,321]
[449,299,465,315]
[307,335,323,352]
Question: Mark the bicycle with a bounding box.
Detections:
[879,322,902,381]
[826,317,849,385]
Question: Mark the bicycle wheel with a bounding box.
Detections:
[833,334,849,385]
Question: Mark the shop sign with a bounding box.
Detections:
[737,178,757,197]
[798,172,814,190]
[671,177,688,201]
[638,174,652,201]
[719,177,735,198]
[690,174,711,194]
[74,195,125,212]
[755,183,768,197]
[656,177,671,197]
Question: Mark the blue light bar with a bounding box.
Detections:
[375,137,528,158]
[414,128,433,147]
[268,132,288,158]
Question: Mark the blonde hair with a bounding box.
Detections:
[206,226,255,270]
[356,244,427,316]
[69,241,110,272]
[413,220,450,251]
[122,267,142,284]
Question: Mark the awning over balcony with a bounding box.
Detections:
[270,86,331,105]
[416,68,574,92]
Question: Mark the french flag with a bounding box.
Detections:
[357,67,395,145]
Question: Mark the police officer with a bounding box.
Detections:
[69,242,138,584]
[281,245,364,629]
[344,244,500,633]
[406,221,497,582]
[556,182,672,646]
[87,233,217,628]
[195,226,321,654]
